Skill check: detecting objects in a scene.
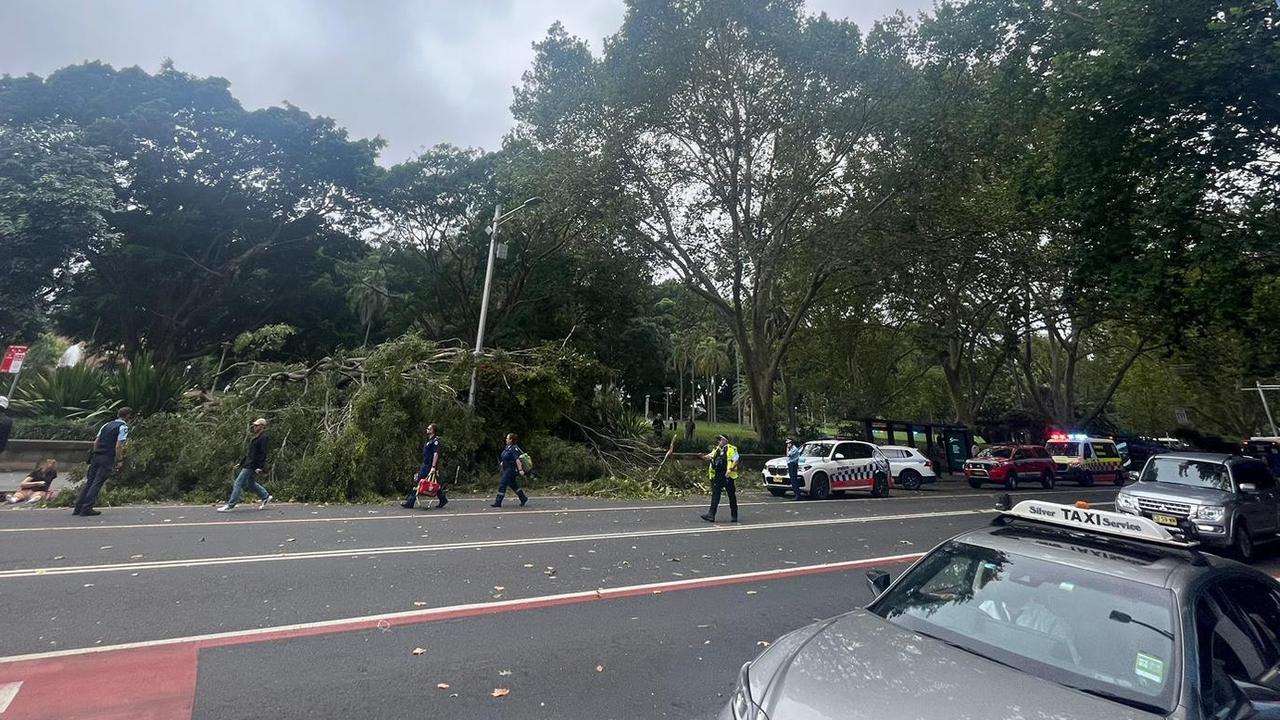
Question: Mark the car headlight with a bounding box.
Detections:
[1194,505,1225,522]
[1115,493,1138,511]
[731,662,758,720]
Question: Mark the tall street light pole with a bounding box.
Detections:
[467,196,544,408]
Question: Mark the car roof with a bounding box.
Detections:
[1149,452,1259,465]
[953,522,1209,589]
[881,445,922,451]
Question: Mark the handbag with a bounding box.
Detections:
[416,469,440,498]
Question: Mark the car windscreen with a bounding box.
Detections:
[801,442,833,458]
[977,447,1013,459]
[1139,457,1231,491]
[1045,442,1080,457]
[868,541,1178,714]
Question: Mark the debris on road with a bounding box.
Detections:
[412,647,426,656]
[491,688,510,698]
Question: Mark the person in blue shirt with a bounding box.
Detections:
[74,407,132,516]
[402,423,448,509]
[491,433,529,508]
[786,438,803,500]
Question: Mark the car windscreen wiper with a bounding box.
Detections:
[1062,684,1167,715]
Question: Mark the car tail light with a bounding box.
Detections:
[924,460,932,468]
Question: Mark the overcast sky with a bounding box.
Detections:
[1,1,933,165]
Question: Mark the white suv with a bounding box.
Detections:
[878,445,939,490]
[762,439,891,500]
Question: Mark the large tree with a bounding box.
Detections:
[0,62,384,361]
[513,2,912,441]
[0,123,117,340]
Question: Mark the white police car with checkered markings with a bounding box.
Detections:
[761,439,891,500]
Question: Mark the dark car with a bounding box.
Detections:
[963,444,1057,490]
[723,499,1280,720]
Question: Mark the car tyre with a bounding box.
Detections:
[809,473,830,501]
[1040,471,1054,490]
[1234,522,1256,563]
[898,469,923,491]
[767,488,787,498]
[967,477,983,489]
[1005,474,1019,491]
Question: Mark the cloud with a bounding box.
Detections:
[0,0,931,164]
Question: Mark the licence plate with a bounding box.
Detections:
[767,478,786,485]
[1150,513,1180,527]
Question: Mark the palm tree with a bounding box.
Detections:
[348,270,389,348]
[671,332,700,421]
[693,336,729,424]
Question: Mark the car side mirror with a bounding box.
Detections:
[834,453,845,460]
[1238,482,1258,495]
[866,569,891,595]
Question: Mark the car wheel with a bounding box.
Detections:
[1234,522,1256,563]
[767,488,787,498]
[1078,471,1094,487]
[898,469,923,491]
[1040,471,1054,490]
[870,471,890,498]
[1005,473,1019,491]
[967,477,983,489]
[809,473,830,501]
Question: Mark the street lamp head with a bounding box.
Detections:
[520,196,545,209]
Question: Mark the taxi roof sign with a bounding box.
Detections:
[1002,500,1197,547]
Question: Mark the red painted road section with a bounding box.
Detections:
[0,555,922,720]
[0,644,197,720]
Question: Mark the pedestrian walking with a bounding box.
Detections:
[491,433,529,508]
[700,434,739,523]
[652,414,664,440]
[785,438,803,500]
[402,423,447,509]
[74,407,132,516]
[685,416,696,442]
[216,418,273,512]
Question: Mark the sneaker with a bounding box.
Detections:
[258,495,273,510]
[400,502,415,509]
[699,513,715,523]
[436,498,448,509]
[81,509,101,516]
[216,504,234,513]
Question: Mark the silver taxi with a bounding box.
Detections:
[723,499,1280,720]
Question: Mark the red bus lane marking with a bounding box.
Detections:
[0,554,923,719]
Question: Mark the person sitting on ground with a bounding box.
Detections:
[6,458,58,504]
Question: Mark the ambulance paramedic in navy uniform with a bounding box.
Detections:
[403,423,447,509]
[491,433,529,508]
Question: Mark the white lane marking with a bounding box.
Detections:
[0,508,992,578]
[0,553,924,665]
[0,488,1115,533]
[0,682,21,714]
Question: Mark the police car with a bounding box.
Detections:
[1046,433,1126,486]
[760,439,891,500]
[723,499,1280,720]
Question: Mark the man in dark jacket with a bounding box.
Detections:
[74,407,132,516]
[216,418,273,512]
[0,396,12,456]
[402,423,447,510]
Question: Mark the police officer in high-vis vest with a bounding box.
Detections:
[700,434,739,523]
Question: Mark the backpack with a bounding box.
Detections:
[518,451,534,471]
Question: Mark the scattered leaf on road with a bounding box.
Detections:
[757,641,771,648]
[498,670,512,676]
[414,601,428,607]
[746,590,757,595]
[412,647,426,656]
[436,683,450,690]
[491,688,510,698]
[99,546,112,550]
[285,538,296,542]
[595,665,605,672]
[493,586,505,591]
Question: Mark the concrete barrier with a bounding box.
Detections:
[0,439,94,473]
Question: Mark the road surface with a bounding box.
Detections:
[0,482,1275,719]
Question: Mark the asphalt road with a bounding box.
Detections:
[0,481,1276,720]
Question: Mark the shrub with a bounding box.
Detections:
[10,416,96,440]
[11,365,110,420]
[109,352,188,416]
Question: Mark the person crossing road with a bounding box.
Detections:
[491,433,529,508]
[402,423,447,509]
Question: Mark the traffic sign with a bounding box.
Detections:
[1,346,27,374]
